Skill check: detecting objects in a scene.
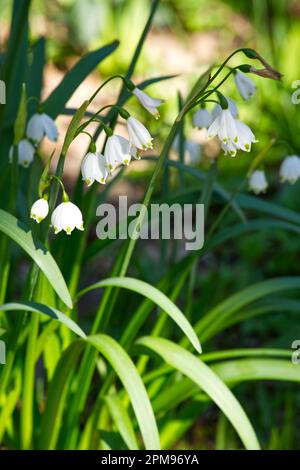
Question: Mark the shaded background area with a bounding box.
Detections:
[1,0,300,449]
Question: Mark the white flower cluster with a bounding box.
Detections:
[191,71,300,196]
[29,88,163,235]
[80,88,162,187]
[30,197,84,236]
[9,113,58,168]
[248,156,300,195]
[192,72,257,157]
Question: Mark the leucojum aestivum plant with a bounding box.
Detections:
[1,0,300,451]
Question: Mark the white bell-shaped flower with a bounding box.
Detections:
[81,152,108,186]
[30,198,49,223]
[133,88,163,119]
[116,135,139,164]
[193,108,212,129]
[27,113,58,144]
[279,155,300,184]
[248,170,268,194]
[51,201,84,235]
[207,109,238,145]
[234,71,256,101]
[234,120,257,152]
[9,139,35,168]
[104,135,136,173]
[126,116,153,150]
[212,97,239,120]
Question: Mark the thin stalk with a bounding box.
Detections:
[21,314,39,449]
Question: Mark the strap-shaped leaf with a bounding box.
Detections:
[105,395,139,450]
[0,302,86,339]
[137,336,260,450]
[88,334,160,450]
[77,277,201,353]
[43,40,119,118]
[38,341,85,449]
[0,209,72,308]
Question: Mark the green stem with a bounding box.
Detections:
[21,314,39,449]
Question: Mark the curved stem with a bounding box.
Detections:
[89,75,128,103]
[50,175,69,202]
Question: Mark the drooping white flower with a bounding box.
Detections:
[126,116,153,150]
[133,88,163,119]
[30,198,49,223]
[279,155,300,184]
[81,152,108,186]
[234,120,257,152]
[9,139,35,168]
[234,71,256,101]
[104,135,137,173]
[207,109,238,145]
[193,108,212,129]
[212,97,239,120]
[26,113,58,144]
[248,170,268,194]
[51,202,84,235]
[117,135,140,163]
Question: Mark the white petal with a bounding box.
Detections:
[248,170,268,194]
[235,120,257,151]
[219,109,237,144]
[11,140,35,167]
[30,198,49,223]
[51,202,84,235]
[104,135,132,172]
[212,97,238,120]
[207,114,222,139]
[115,136,132,165]
[81,152,108,185]
[26,114,44,143]
[279,155,300,184]
[127,116,153,150]
[221,141,238,157]
[133,88,163,118]
[234,72,256,101]
[193,108,212,128]
[41,113,58,141]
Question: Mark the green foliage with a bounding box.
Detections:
[0,0,300,452]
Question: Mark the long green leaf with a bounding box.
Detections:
[43,41,119,118]
[105,395,139,450]
[88,334,160,450]
[194,277,300,341]
[236,194,300,225]
[38,341,85,449]
[77,277,201,353]
[213,358,300,384]
[153,355,300,417]
[0,302,86,339]
[0,209,72,308]
[137,336,260,450]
